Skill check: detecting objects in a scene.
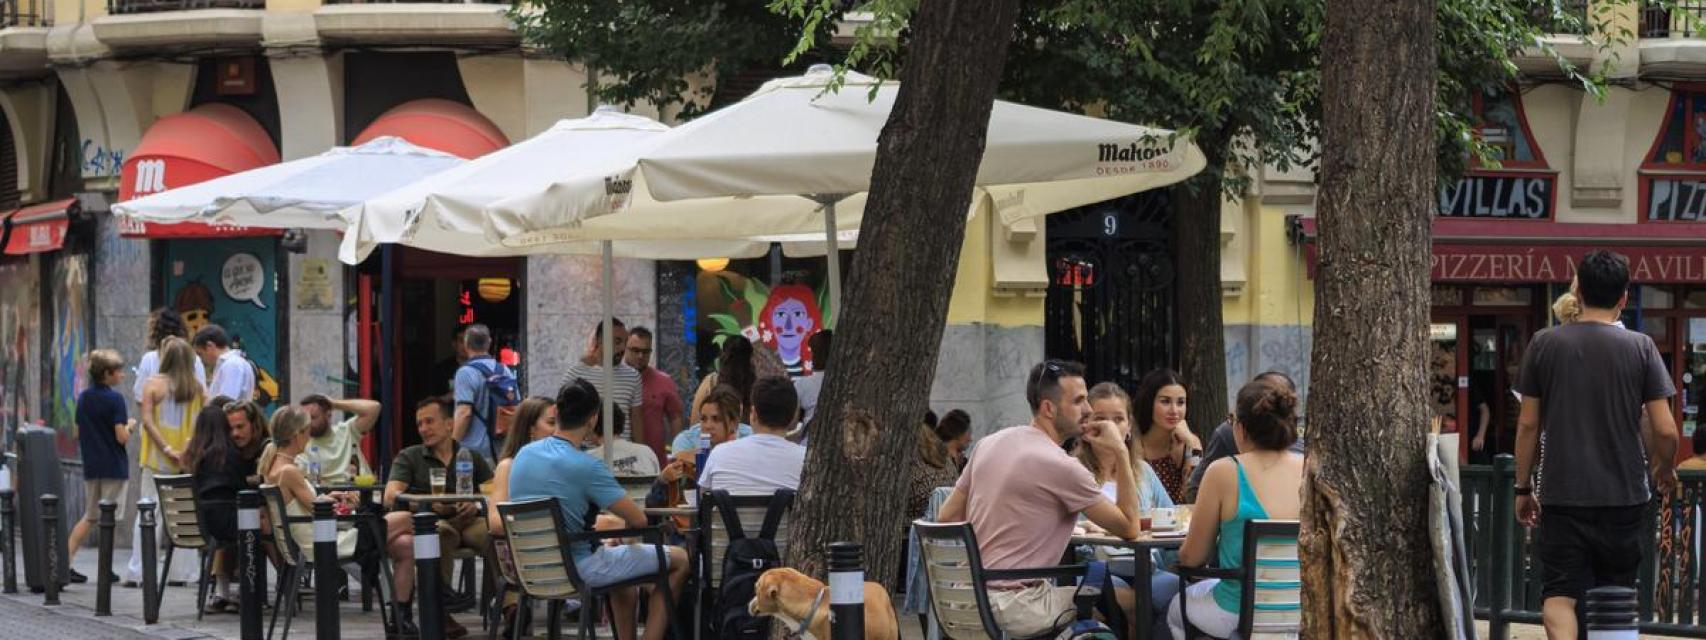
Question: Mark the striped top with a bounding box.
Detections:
[1213,457,1301,615]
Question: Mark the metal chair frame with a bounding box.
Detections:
[1176,519,1301,640]
[151,474,221,621]
[913,520,1093,640]
[497,497,680,640]
[259,485,392,640]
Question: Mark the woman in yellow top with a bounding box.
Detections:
[125,336,203,585]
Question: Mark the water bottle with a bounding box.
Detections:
[695,429,712,481]
[306,445,322,485]
[455,449,474,495]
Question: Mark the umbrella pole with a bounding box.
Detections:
[602,240,616,467]
[821,196,844,328]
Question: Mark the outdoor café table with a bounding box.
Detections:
[397,492,488,512]
[1070,532,1186,640]
[316,483,382,506]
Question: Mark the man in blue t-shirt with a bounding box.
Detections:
[453,324,511,459]
[510,379,689,640]
[68,349,132,583]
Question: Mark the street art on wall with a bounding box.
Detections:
[698,264,835,377]
[50,254,91,458]
[163,238,281,406]
[0,260,40,445]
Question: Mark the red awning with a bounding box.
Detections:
[1296,217,1706,284]
[119,103,282,239]
[2,198,78,255]
[352,98,508,160]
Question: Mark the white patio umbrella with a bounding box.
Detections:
[484,64,1209,312]
[112,136,464,229]
[337,109,804,466]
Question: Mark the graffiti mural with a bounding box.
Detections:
[696,257,837,378]
[162,238,281,406]
[49,254,91,458]
[0,259,40,445]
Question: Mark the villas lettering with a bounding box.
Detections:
[1097,142,1173,163]
[1438,175,1552,219]
[1646,178,1706,221]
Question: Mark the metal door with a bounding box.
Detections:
[1045,192,1175,393]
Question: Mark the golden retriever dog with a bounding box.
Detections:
[749,567,899,640]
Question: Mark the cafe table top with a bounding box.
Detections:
[397,492,487,505]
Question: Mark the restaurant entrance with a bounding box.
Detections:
[1432,285,1549,463]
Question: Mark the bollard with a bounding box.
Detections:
[827,542,865,640]
[40,494,59,605]
[1586,586,1639,640]
[96,501,117,616]
[238,491,262,640]
[313,499,341,640]
[138,499,159,624]
[0,488,15,594]
[413,512,444,640]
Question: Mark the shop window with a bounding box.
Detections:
[1472,287,1533,306]
[1686,289,1706,309]
[1641,285,1676,309]
[1640,89,1706,222]
[1439,87,1556,219]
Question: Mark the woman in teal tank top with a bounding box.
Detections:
[1166,378,1305,639]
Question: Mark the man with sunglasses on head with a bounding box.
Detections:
[938,360,1144,638]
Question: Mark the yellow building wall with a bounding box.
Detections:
[945,205,1045,328]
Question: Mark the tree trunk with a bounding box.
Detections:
[783,0,1023,588]
[1300,0,1442,636]
[1172,137,1230,436]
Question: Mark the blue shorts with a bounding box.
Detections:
[575,543,670,589]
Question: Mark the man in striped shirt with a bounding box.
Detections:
[563,318,644,439]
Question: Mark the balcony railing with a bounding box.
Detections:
[106,0,262,14]
[0,0,49,27]
[1643,0,1706,38]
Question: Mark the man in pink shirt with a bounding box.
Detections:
[624,327,686,462]
[939,360,1142,637]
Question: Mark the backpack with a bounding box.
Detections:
[1054,561,1118,640]
[710,489,794,640]
[467,359,520,444]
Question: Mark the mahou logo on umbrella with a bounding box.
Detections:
[1097,140,1181,175]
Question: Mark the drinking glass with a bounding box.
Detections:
[430,469,447,495]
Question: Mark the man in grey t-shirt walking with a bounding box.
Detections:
[1515,250,1679,640]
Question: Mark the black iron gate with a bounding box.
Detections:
[1044,191,1175,392]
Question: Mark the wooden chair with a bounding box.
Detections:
[497,497,680,640]
[1176,520,1301,640]
[913,520,1094,640]
[152,474,220,620]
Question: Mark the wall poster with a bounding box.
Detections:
[162,237,282,406]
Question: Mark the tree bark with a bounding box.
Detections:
[783,0,1023,588]
[1300,0,1442,637]
[1172,137,1231,435]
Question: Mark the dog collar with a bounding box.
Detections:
[791,587,828,640]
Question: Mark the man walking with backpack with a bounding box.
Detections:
[454,324,518,460]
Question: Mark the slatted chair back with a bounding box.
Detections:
[1240,519,1302,638]
[497,498,584,601]
[259,486,302,568]
[152,474,209,550]
[913,520,1001,640]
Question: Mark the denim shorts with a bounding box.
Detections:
[575,543,670,589]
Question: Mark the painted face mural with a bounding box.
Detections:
[173,282,215,336]
[757,284,822,375]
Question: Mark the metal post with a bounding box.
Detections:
[138,499,159,624]
[1585,586,1638,640]
[313,499,341,640]
[413,512,444,640]
[1,488,16,594]
[827,542,864,640]
[96,501,117,616]
[238,491,263,640]
[40,494,58,606]
[1490,454,1515,640]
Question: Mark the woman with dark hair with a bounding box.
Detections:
[1167,379,1304,639]
[132,308,205,404]
[185,401,248,612]
[933,409,973,471]
[1134,369,1202,504]
[689,336,760,425]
